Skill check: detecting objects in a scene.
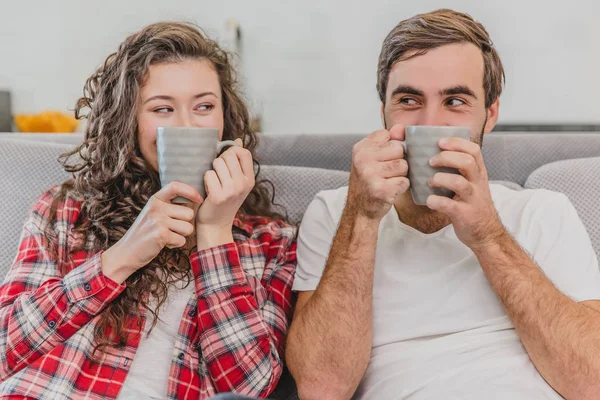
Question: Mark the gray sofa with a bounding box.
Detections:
[1,132,600,276]
[0,132,599,399]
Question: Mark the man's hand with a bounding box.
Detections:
[427,137,507,249]
[347,124,410,220]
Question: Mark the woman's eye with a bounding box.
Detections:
[196,104,214,111]
[153,107,172,114]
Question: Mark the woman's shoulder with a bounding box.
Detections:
[28,184,84,231]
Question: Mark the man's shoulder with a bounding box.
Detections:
[490,183,567,209]
[490,183,572,230]
[315,185,349,204]
[305,185,349,221]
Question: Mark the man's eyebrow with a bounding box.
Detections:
[390,85,425,98]
[440,85,477,99]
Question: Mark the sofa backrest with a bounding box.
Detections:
[2,133,599,278]
[256,132,600,186]
[525,157,600,259]
[4,131,600,188]
[0,139,73,278]
[259,165,349,224]
[0,137,350,278]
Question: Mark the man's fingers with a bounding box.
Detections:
[384,176,411,202]
[426,194,465,217]
[377,140,405,161]
[429,172,473,199]
[430,151,479,181]
[379,158,408,178]
[368,129,391,144]
[388,124,406,141]
[439,137,485,171]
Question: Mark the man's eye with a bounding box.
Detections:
[446,98,466,107]
[399,97,418,106]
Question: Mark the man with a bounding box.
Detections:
[286,9,600,400]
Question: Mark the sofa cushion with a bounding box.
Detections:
[482,133,600,186]
[0,139,73,278]
[525,157,600,259]
[259,165,349,223]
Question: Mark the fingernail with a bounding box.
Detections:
[439,138,448,146]
[429,157,436,166]
[426,195,437,208]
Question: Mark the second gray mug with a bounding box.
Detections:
[401,125,471,206]
[156,127,238,203]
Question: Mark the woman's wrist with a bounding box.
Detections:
[101,245,136,284]
[196,224,234,251]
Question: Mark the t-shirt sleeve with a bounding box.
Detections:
[528,192,600,302]
[292,190,340,292]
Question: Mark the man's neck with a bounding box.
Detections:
[393,192,451,234]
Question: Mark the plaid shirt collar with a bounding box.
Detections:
[233,213,254,235]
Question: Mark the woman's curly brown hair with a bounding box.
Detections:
[45,21,286,355]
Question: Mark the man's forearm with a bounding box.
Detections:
[473,232,600,399]
[287,205,379,399]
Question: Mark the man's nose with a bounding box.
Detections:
[415,105,449,126]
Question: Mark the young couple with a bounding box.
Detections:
[2,9,599,400]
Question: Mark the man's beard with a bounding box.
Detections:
[473,110,488,147]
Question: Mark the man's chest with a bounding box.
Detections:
[371,235,508,344]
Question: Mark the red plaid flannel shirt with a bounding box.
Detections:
[0,188,297,399]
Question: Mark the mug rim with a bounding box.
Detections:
[156,126,220,134]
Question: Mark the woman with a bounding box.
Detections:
[0,22,296,400]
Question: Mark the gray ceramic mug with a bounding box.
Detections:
[156,127,239,203]
[399,126,471,206]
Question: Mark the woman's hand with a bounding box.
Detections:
[102,182,202,283]
[196,138,255,251]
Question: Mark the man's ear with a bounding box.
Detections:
[483,98,500,134]
[381,103,386,129]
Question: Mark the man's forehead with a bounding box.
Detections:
[387,43,485,96]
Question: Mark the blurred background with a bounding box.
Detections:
[0,0,599,134]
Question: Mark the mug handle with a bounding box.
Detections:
[216,139,240,155]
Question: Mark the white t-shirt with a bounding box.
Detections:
[118,280,195,400]
[293,184,600,400]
